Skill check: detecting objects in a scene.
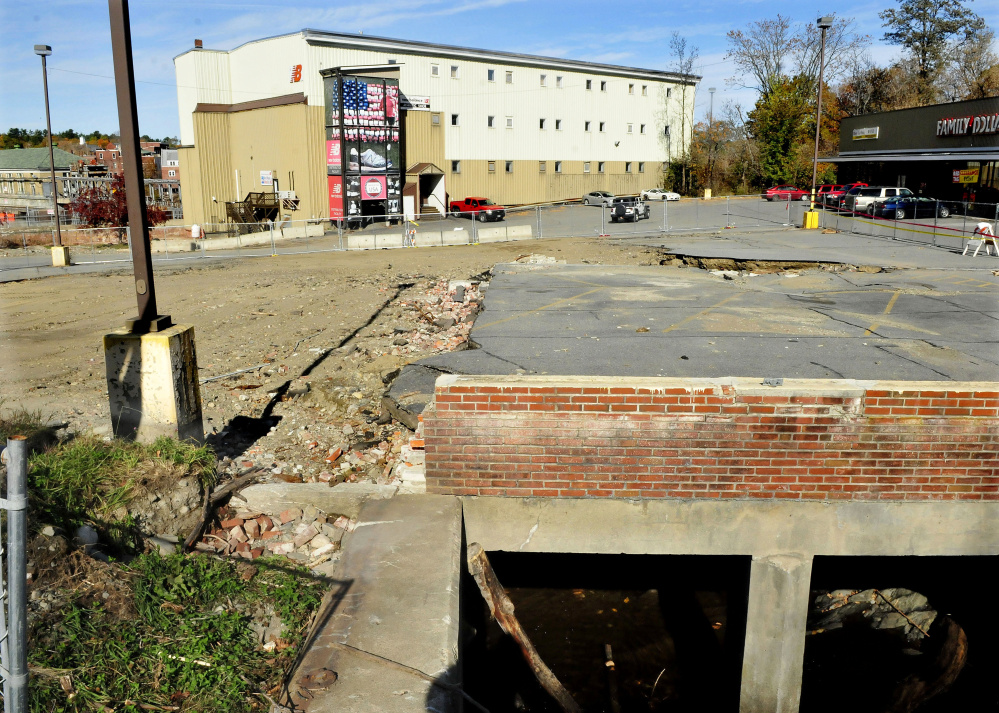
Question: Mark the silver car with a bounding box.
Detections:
[582,191,615,207]
[844,186,913,214]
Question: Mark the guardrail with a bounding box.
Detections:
[0,437,28,713]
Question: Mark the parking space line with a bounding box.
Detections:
[864,290,901,336]
[661,293,742,334]
[475,286,608,329]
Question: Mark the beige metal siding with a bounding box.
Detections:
[447,160,650,205]
[404,110,446,170]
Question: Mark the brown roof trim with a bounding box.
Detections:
[195,92,307,114]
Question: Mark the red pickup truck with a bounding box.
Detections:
[449,197,506,222]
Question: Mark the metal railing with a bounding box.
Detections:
[1,437,28,713]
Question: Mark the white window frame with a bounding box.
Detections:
[584,162,591,173]
[505,160,513,173]
[451,160,461,173]
[450,65,459,79]
[640,124,646,135]
[666,87,672,98]
[628,83,634,94]
[539,118,546,129]
[599,121,605,132]
[488,161,496,172]
[431,113,441,126]
[168,169,176,177]
[600,80,607,91]
[627,123,633,134]
[642,85,648,96]
[487,115,495,128]
[505,70,513,84]
[638,162,645,173]
[585,79,592,90]
[625,162,632,173]
[487,68,495,82]
[598,161,605,173]
[556,76,563,88]
[584,121,591,132]
[555,161,563,173]
[555,119,562,130]
[506,116,513,129]
[431,64,439,77]
[540,74,547,87]
[451,113,460,126]
[539,161,547,172]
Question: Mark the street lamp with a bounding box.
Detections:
[810,16,833,211]
[34,44,62,248]
[708,87,716,125]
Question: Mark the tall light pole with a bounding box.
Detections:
[810,16,833,210]
[34,44,62,248]
[708,87,716,125]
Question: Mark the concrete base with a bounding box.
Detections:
[292,494,462,712]
[233,481,398,518]
[51,246,70,266]
[104,324,204,443]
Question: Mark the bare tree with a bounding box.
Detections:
[945,25,999,99]
[726,15,797,96]
[794,16,870,90]
[661,32,699,194]
[837,54,918,115]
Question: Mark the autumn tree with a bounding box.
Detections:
[70,173,167,240]
[880,0,986,102]
[746,76,812,187]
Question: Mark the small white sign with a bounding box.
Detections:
[852,126,879,140]
[260,170,273,186]
[399,92,430,111]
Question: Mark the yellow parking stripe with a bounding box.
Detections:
[662,293,742,333]
[864,290,901,336]
[475,287,607,329]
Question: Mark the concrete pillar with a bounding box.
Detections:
[104,324,204,443]
[51,246,70,266]
[740,553,813,713]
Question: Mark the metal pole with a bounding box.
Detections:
[810,18,832,210]
[36,49,62,247]
[3,436,29,713]
[536,204,542,239]
[108,0,171,333]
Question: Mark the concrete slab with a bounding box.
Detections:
[234,482,398,518]
[293,494,462,713]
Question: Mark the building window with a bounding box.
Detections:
[585,121,591,132]
[487,115,495,128]
[168,169,176,177]
[586,79,592,90]
[488,68,495,81]
[451,113,460,126]
[555,119,562,130]
[451,160,461,173]
[505,161,513,173]
[450,65,459,79]
[506,116,513,128]
[488,161,496,172]
[539,161,547,172]
[431,113,441,126]
[627,123,633,134]
[599,122,605,132]
[540,74,547,87]
[539,118,546,129]
[506,70,513,84]
[598,161,605,173]
[666,87,672,98]
[600,80,607,91]
[556,76,563,88]
[628,83,634,94]
[638,162,645,173]
[388,58,397,64]
[625,162,632,173]
[555,161,562,173]
[642,85,648,96]
[431,64,439,77]
[640,124,646,134]
[584,162,591,173]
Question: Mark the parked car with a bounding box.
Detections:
[871,196,953,220]
[449,197,506,221]
[765,185,810,201]
[844,186,913,214]
[814,184,843,204]
[609,197,651,222]
[582,191,615,207]
[824,182,868,208]
[640,188,680,201]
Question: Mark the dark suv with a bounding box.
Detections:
[610,197,650,223]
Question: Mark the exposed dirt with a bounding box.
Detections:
[654,249,888,274]
[1,239,652,484]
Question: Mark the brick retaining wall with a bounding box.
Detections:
[423,377,999,501]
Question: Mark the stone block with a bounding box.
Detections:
[51,246,71,266]
[103,324,204,443]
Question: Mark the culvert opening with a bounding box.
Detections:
[461,552,751,712]
[802,555,999,713]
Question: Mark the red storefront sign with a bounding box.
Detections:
[361,175,387,201]
[328,176,344,219]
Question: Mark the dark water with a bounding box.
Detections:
[462,553,999,712]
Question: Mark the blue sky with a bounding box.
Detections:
[2,0,996,140]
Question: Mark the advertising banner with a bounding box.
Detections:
[361,175,387,201]
[260,170,273,186]
[328,176,344,219]
[952,168,980,184]
[326,139,341,175]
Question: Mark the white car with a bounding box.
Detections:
[641,188,680,201]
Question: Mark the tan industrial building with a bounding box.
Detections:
[174,30,699,225]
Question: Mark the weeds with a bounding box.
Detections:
[27,436,216,551]
[29,552,324,713]
[0,399,47,442]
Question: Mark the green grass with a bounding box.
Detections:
[29,552,325,713]
[27,435,216,550]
